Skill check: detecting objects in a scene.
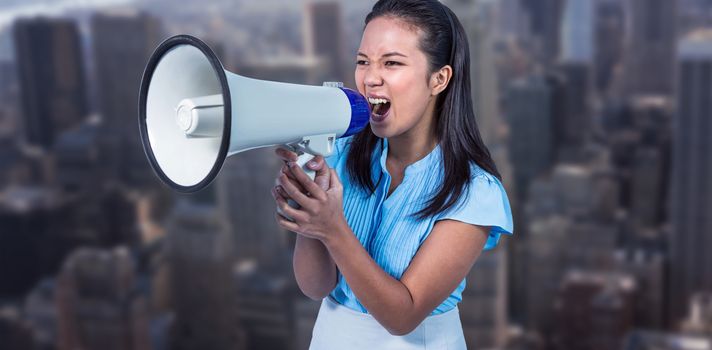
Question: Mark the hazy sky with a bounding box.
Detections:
[0,0,136,28]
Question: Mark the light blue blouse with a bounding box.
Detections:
[325,135,514,315]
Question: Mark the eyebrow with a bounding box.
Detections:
[357,51,408,58]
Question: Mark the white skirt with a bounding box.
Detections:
[309,296,467,349]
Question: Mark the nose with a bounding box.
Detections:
[363,65,383,87]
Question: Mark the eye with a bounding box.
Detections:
[356,60,368,65]
[385,61,402,66]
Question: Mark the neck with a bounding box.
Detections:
[387,100,438,166]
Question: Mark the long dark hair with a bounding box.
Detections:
[347,0,501,220]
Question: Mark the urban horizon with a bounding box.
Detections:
[0,0,711,349]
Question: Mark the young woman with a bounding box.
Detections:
[271,0,514,348]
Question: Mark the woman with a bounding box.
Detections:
[271,0,514,348]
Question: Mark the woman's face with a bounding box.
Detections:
[355,16,440,139]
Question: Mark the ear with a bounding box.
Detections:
[429,65,452,96]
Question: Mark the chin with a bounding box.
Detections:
[369,124,393,139]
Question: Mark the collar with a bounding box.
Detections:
[378,138,442,177]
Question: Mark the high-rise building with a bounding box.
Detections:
[554,62,591,155]
[0,185,66,297]
[0,60,14,103]
[56,247,151,350]
[593,0,624,94]
[233,261,298,350]
[681,293,712,335]
[600,96,672,231]
[627,97,672,231]
[0,60,19,138]
[496,0,530,42]
[506,75,563,199]
[90,11,163,186]
[522,160,624,336]
[164,200,246,350]
[524,215,571,334]
[53,117,103,193]
[23,278,59,349]
[622,330,712,350]
[614,250,667,330]
[13,18,88,149]
[679,0,712,36]
[670,29,712,326]
[444,0,505,147]
[519,0,566,66]
[459,248,509,349]
[559,0,593,63]
[216,148,292,273]
[621,0,677,97]
[631,147,665,227]
[551,270,637,350]
[0,307,35,350]
[303,2,347,84]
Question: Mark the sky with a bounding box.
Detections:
[0,0,136,29]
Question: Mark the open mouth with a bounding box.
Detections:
[368,97,391,119]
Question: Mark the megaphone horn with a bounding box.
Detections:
[138,34,370,193]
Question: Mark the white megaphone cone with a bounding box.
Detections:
[138,34,370,193]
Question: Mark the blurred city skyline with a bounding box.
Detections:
[1,0,712,349]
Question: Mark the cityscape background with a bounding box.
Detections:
[0,0,711,349]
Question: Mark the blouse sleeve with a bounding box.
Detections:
[437,171,514,251]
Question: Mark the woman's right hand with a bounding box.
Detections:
[274,147,330,194]
[275,146,338,300]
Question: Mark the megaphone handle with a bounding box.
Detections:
[282,152,317,221]
[295,152,317,181]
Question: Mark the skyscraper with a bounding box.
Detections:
[459,249,509,348]
[506,75,563,199]
[90,10,163,186]
[164,200,246,350]
[554,62,591,154]
[593,0,624,94]
[0,60,19,137]
[443,0,505,147]
[13,18,87,149]
[216,148,292,273]
[669,29,712,326]
[552,270,636,350]
[303,2,347,84]
[621,0,677,97]
[496,0,530,42]
[56,247,151,350]
[91,11,162,133]
[519,0,566,66]
[559,0,593,63]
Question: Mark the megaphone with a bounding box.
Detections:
[139,34,370,193]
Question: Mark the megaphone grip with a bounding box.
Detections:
[295,153,317,181]
[282,153,317,222]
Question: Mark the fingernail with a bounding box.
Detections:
[308,161,317,167]
[288,161,297,168]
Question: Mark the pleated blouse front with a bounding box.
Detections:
[325,136,514,316]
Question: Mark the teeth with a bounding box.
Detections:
[368,97,389,105]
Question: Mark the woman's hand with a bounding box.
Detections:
[274,147,329,191]
[271,161,347,243]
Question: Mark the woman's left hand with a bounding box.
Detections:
[272,161,347,242]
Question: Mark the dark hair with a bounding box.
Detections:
[347,0,502,220]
